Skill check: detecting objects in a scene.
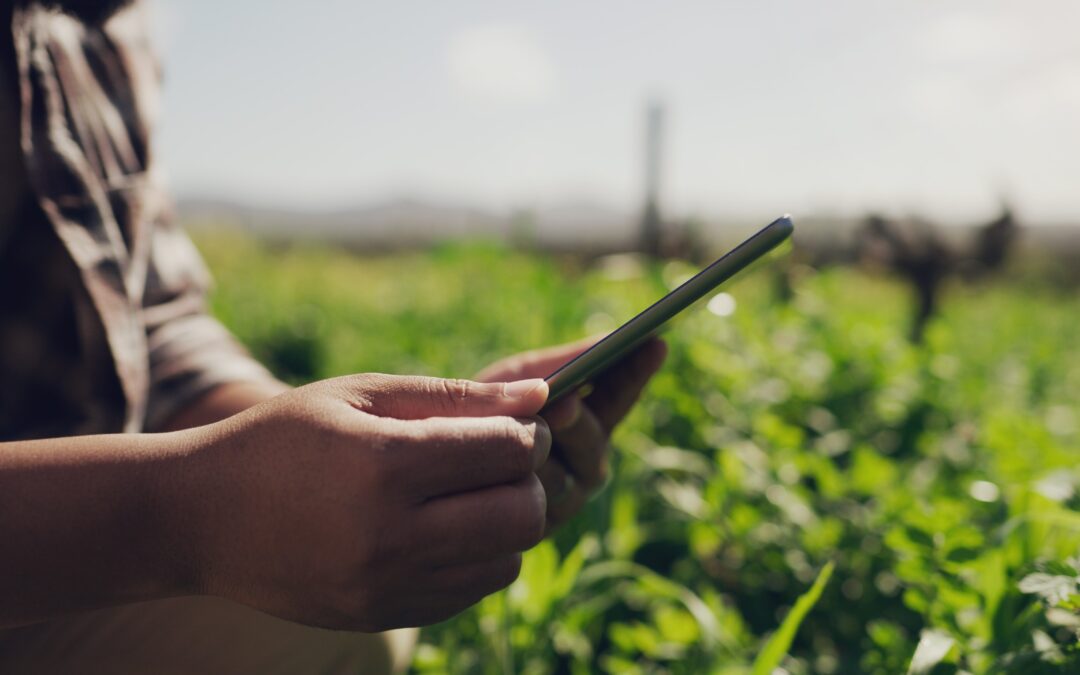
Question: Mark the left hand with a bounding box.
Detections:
[476,336,667,533]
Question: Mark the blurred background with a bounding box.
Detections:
[152,1,1080,672]
[162,0,1078,254]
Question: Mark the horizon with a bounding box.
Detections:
[177,192,1077,230]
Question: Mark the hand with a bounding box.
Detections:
[476,337,667,532]
[175,374,551,631]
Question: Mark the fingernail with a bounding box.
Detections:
[504,378,547,399]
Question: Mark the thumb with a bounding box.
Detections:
[347,374,549,420]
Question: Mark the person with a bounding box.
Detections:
[0,1,666,672]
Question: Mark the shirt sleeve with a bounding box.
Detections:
[140,216,279,431]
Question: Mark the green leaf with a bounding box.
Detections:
[607,490,643,559]
[906,629,955,674]
[578,560,721,649]
[511,540,559,623]
[654,605,701,645]
[553,534,597,598]
[751,560,834,675]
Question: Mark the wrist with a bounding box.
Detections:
[0,429,226,626]
[150,423,224,598]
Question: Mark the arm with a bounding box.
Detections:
[157,380,290,431]
[0,430,196,629]
[0,375,552,631]
[139,200,285,433]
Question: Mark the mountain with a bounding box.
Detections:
[178,195,636,249]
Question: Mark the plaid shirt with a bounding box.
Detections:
[0,2,276,440]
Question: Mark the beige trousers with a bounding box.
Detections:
[0,597,417,674]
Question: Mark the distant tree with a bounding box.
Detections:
[966,204,1019,279]
[855,206,1019,343]
[640,100,665,257]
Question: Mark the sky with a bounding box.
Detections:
[153,0,1080,224]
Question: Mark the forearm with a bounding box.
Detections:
[0,430,201,628]
[158,379,290,432]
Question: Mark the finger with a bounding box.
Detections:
[584,338,667,432]
[474,335,604,382]
[541,394,582,431]
[386,415,551,499]
[536,457,573,507]
[413,475,546,565]
[550,405,610,490]
[343,374,548,420]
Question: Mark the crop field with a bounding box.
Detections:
[196,230,1080,674]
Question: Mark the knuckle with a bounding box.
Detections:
[331,373,384,412]
[437,378,473,404]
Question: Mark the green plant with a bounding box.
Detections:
[196,232,1080,673]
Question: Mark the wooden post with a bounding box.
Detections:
[640,99,664,256]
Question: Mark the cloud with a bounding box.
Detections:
[448,24,559,104]
[1006,61,1080,120]
[906,6,1080,124]
[918,11,1031,65]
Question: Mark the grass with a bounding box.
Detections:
[195,230,1080,673]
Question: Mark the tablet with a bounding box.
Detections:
[544,215,794,404]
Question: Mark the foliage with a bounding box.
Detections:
[753,561,834,675]
[196,231,1080,673]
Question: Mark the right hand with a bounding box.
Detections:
[174,373,551,632]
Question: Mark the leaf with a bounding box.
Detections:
[751,560,834,675]
[657,478,709,518]
[607,490,642,559]
[1018,572,1079,605]
[553,534,597,598]
[1031,629,1064,661]
[906,629,955,674]
[578,560,721,649]
[641,445,714,477]
[654,605,700,645]
[511,540,559,622]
